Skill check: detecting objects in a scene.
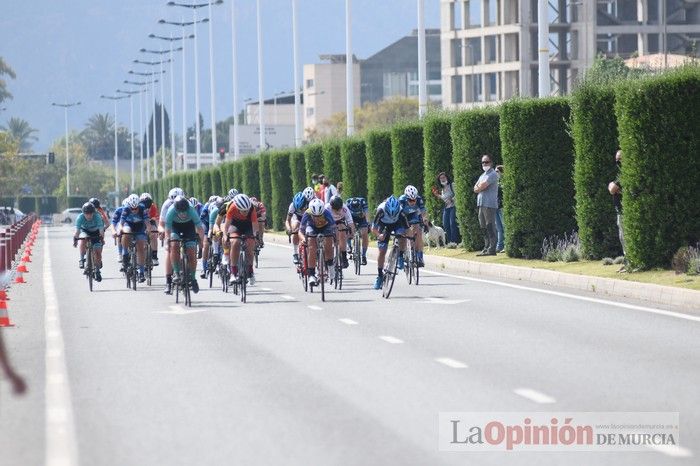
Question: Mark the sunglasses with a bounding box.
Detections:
[481,161,491,165]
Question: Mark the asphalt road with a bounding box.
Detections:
[0,225,698,466]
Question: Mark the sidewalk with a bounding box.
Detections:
[264,232,700,312]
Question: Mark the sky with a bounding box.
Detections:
[0,0,440,151]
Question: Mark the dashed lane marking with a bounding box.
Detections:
[513,387,556,404]
[339,318,358,325]
[379,335,404,344]
[308,305,323,310]
[435,357,468,369]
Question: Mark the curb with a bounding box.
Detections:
[263,232,700,311]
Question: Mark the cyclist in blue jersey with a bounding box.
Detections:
[158,187,184,293]
[198,195,216,279]
[119,195,149,282]
[371,195,409,290]
[299,198,336,286]
[189,197,203,216]
[286,187,315,265]
[111,199,128,263]
[399,185,428,267]
[207,196,225,271]
[346,197,370,265]
[73,202,105,282]
[165,196,205,294]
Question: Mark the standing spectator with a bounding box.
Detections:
[322,176,338,204]
[0,330,26,395]
[495,165,506,253]
[608,149,626,271]
[336,181,344,197]
[311,173,320,189]
[431,172,459,247]
[473,154,499,256]
[315,174,326,201]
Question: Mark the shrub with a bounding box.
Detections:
[232,160,244,193]
[541,231,580,263]
[423,114,453,225]
[450,109,501,251]
[289,149,307,195]
[671,246,692,274]
[391,122,424,196]
[322,140,343,183]
[200,169,213,198]
[614,67,700,269]
[241,156,260,199]
[365,129,393,208]
[340,138,367,200]
[500,98,575,259]
[571,82,621,259]
[602,257,614,265]
[270,151,293,230]
[562,246,580,262]
[613,256,625,265]
[304,144,324,185]
[258,152,272,227]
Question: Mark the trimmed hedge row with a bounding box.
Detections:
[391,122,424,197]
[500,98,575,259]
[322,140,343,183]
[270,151,293,231]
[289,149,307,194]
[571,83,621,259]
[450,109,501,251]
[258,152,272,228]
[365,129,393,207]
[241,157,260,199]
[304,144,324,184]
[423,115,453,225]
[340,138,367,199]
[614,67,700,269]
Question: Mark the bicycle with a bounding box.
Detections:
[403,235,419,285]
[351,227,362,275]
[229,234,254,303]
[145,230,159,287]
[254,233,262,269]
[78,237,98,292]
[305,232,335,302]
[381,233,408,299]
[330,226,348,290]
[121,232,138,291]
[169,237,194,307]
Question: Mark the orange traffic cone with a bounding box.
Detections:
[0,300,14,327]
[21,254,31,263]
[17,263,28,273]
[14,272,25,284]
[0,290,8,301]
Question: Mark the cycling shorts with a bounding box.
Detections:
[376,223,407,250]
[79,231,103,248]
[170,221,198,249]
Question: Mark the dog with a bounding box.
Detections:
[423,221,446,249]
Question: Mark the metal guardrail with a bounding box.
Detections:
[0,214,38,283]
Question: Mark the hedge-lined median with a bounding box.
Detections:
[322,140,343,183]
[289,149,307,194]
[270,151,293,231]
[391,122,424,196]
[304,144,324,185]
[423,114,453,225]
[365,129,393,207]
[258,152,272,227]
[340,138,367,200]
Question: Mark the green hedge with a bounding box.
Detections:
[241,156,260,199]
[258,152,272,227]
[500,98,575,259]
[614,68,700,269]
[322,140,343,183]
[340,138,367,200]
[391,122,424,197]
[365,129,393,207]
[269,151,293,230]
[423,115,453,225]
[289,149,307,194]
[186,172,196,197]
[571,83,621,259]
[211,166,222,196]
[304,144,324,185]
[451,109,501,251]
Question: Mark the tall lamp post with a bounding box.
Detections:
[345,0,354,136]
[125,80,157,185]
[116,89,140,190]
[138,52,171,178]
[51,101,81,197]
[100,94,129,206]
[130,68,165,179]
[230,0,241,158]
[291,0,302,147]
[256,0,265,150]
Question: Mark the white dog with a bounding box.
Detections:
[423,222,446,249]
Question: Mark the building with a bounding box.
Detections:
[303,55,361,137]
[360,29,442,105]
[244,93,302,126]
[440,0,700,109]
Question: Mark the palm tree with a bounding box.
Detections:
[0,117,38,151]
[81,113,114,159]
[0,57,16,105]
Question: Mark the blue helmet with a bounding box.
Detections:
[384,195,400,217]
[293,192,305,211]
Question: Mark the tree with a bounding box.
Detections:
[201,116,235,154]
[1,117,38,151]
[186,113,205,153]
[0,57,16,105]
[581,54,647,85]
[143,101,171,157]
[316,97,420,140]
[81,113,130,160]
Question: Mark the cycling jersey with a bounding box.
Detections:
[200,202,211,235]
[398,194,425,217]
[165,204,202,229]
[346,197,368,217]
[300,208,335,233]
[208,205,220,228]
[76,213,105,234]
[111,206,124,229]
[287,199,309,220]
[193,202,203,216]
[372,203,408,250]
[253,201,267,221]
[120,204,149,232]
[160,198,175,222]
[326,204,354,226]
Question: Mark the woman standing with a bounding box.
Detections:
[432,172,459,247]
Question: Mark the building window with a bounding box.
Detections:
[466,37,481,65]
[467,0,482,28]
[451,39,463,67]
[306,79,314,89]
[487,0,498,26]
[306,107,314,117]
[486,73,498,101]
[485,36,497,63]
[451,76,463,104]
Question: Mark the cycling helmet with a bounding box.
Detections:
[214,196,224,208]
[174,196,189,212]
[349,198,361,210]
[233,193,252,213]
[227,188,239,198]
[189,197,199,207]
[89,197,101,209]
[329,195,343,210]
[82,202,96,214]
[208,195,217,204]
[140,193,152,202]
[302,186,315,202]
[293,192,305,211]
[309,198,325,216]
[384,195,400,217]
[404,185,418,200]
[126,196,140,209]
[128,193,140,203]
[121,198,129,207]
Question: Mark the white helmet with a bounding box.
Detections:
[233,193,252,212]
[126,196,139,209]
[228,188,239,198]
[169,187,184,200]
[128,193,140,204]
[309,198,325,216]
[208,195,217,204]
[140,192,152,201]
[121,198,129,207]
[302,186,315,201]
[404,185,418,200]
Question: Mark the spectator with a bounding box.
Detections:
[322,176,338,204]
[336,181,344,197]
[0,329,26,395]
[608,149,626,272]
[473,154,499,256]
[431,171,459,247]
[311,173,320,188]
[495,165,506,253]
[315,174,326,201]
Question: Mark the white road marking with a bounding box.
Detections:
[339,318,358,325]
[423,297,471,305]
[259,287,272,291]
[158,305,208,315]
[379,335,404,344]
[44,229,79,466]
[647,444,693,458]
[513,387,556,404]
[308,305,323,311]
[435,357,468,369]
[280,295,296,301]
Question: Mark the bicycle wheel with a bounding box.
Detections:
[332,242,339,290]
[146,244,153,286]
[405,248,413,284]
[238,250,247,303]
[354,232,361,275]
[254,245,259,269]
[131,246,138,291]
[319,242,326,302]
[182,252,191,307]
[414,247,420,285]
[300,243,309,292]
[87,245,94,292]
[382,246,398,299]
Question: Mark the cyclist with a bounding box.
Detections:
[250,196,267,248]
[111,199,127,262]
[286,187,315,265]
[207,196,225,271]
[89,197,109,233]
[189,197,203,216]
[300,198,336,286]
[199,195,216,279]
[165,195,205,294]
[159,187,184,294]
[326,195,354,268]
[371,195,408,290]
[140,193,159,266]
[346,197,369,265]
[119,194,149,283]
[73,202,105,282]
[399,185,428,267]
[223,193,259,286]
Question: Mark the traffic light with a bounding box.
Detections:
[218,147,225,161]
[48,152,55,164]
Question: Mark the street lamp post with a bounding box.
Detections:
[231,0,240,158]
[417,0,428,118]
[256,0,265,151]
[345,0,354,136]
[51,101,81,197]
[100,94,129,206]
[117,89,140,190]
[291,0,302,148]
[131,67,165,179]
[537,0,551,97]
[125,79,159,185]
